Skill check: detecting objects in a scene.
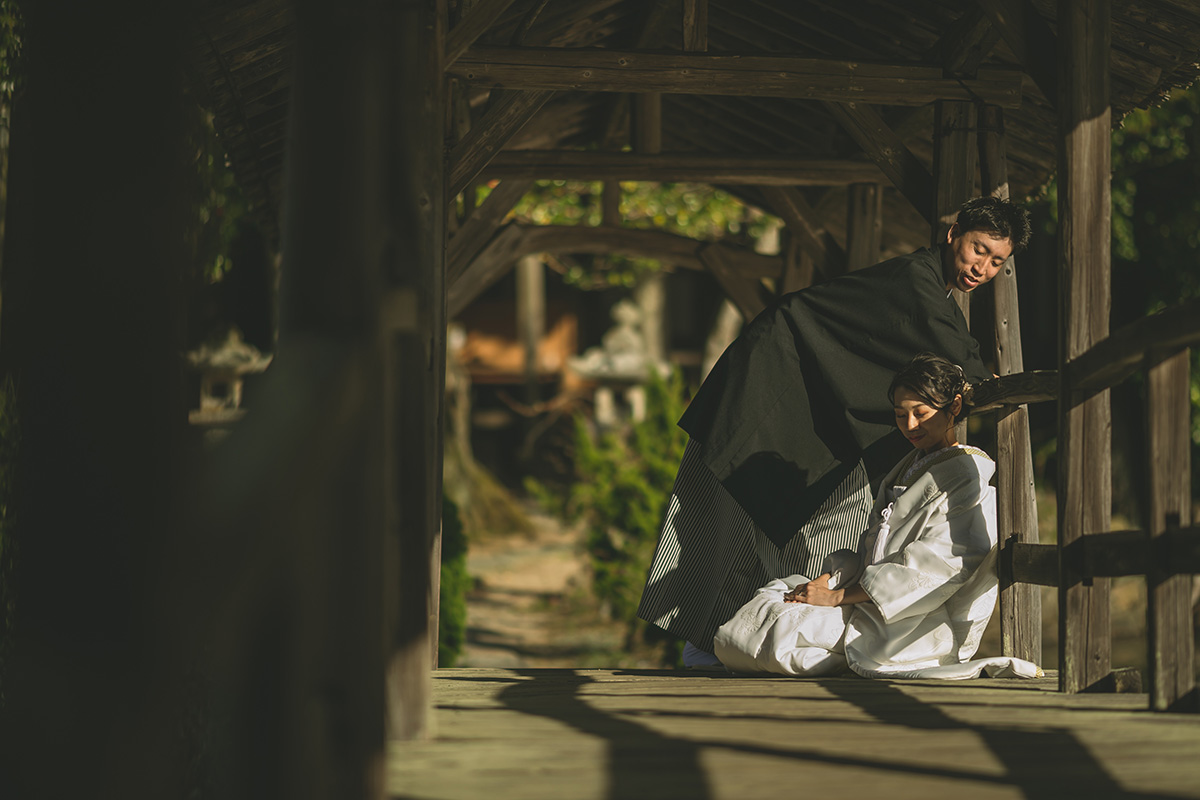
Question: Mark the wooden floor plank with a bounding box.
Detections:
[389,669,1200,799]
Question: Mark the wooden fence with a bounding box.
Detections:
[983,298,1200,711]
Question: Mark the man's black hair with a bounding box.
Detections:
[955,196,1032,254]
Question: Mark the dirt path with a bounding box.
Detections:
[458,510,623,668]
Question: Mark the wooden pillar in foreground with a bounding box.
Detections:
[845,182,882,271]
[979,105,1042,666]
[1057,0,1112,693]
[0,3,186,796]
[388,0,447,738]
[1146,348,1196,711]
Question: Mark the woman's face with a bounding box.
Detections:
[893,386,961,453]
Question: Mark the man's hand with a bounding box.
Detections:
[783,574,844,606]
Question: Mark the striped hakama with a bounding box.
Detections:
[637,438,872,652]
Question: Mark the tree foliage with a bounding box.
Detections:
[530,369,689,649]
[185,100,251,285]
[1030,86,1200,446]
[491,179,777,289]
[439,494,470,667]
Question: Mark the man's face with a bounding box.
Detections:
[942,224,1014,293]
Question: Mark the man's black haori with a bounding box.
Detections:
[678,246,990,549]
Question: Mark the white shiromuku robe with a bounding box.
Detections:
[713,445,1041,679]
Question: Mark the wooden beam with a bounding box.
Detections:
[1056,0,1111,695]
[600,5,674,148]
[1005,527,1200,587]
[928,6,1002,77]
[760,186,843,276]
[823,101,934,226]
[682,0,708,52]
[449,223,784,316]
[978,0,1060,106]
[779,237,813,295]
[633,93,662,153]
[516,254,545,405]
[1146,350,1197,712]
[1003,538,1060,587]
[450,46,1024,107]
[1066,298,1200,402]
[602,180,621,225]
[969,370,1057,412]
[845,183,881,270]
[980,103,1041,667]
[448,89,553,198]
[700,243,767,321]
[447,179,532,283]
[479,150,889,185]
[445,0,519,66]
[448,222,527,317]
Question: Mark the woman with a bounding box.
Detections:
[637,198,1033,667]
[712,354,1040,679]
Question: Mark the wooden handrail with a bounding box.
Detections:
[1001,526,1200,587]
[968,370,1057,412]
[1067,298,1200,403]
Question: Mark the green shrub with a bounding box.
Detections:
[438,494,469,667]
[549,369,689,641]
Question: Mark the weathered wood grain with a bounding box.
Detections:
[1056,0,1112,695]
[932,100,977,324]
[445,0,520,66]
[449,89,555,197]
[760,186,837,275]
[390,669,1200,799]
[700,244,768,321]
[449,46,1025,107]
[1146,349,1197,712]
[1066,297,1200,401]
[979,0,1060,106]
[845,183,881,271]
[447,179,533,284]
[823,101,935,226]
[980,103,1041,666]
[478,150,889,185]
[682,0,708,51]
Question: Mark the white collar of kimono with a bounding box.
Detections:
[899,443,989,485]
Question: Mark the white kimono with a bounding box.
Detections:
[713,445,1041,679]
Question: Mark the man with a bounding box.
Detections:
[636,196,1032,664]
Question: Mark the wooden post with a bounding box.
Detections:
[979,104,1042,666]
[845,183,882,270]
[778,237,813,295]
[1057,0,1112,694]
[632,93,662,154]
[931,101,978,323]
[932,100,977,445]
[632,82,666,367]
[516,254,545,407]
[1146,348,1196,711]
[0,3,187,796]
[388,0,447,739]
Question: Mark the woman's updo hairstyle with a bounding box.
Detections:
[887,352,971,421]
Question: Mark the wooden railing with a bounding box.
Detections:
[973,298,1200,711]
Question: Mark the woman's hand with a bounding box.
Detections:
[783,574,844,606]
